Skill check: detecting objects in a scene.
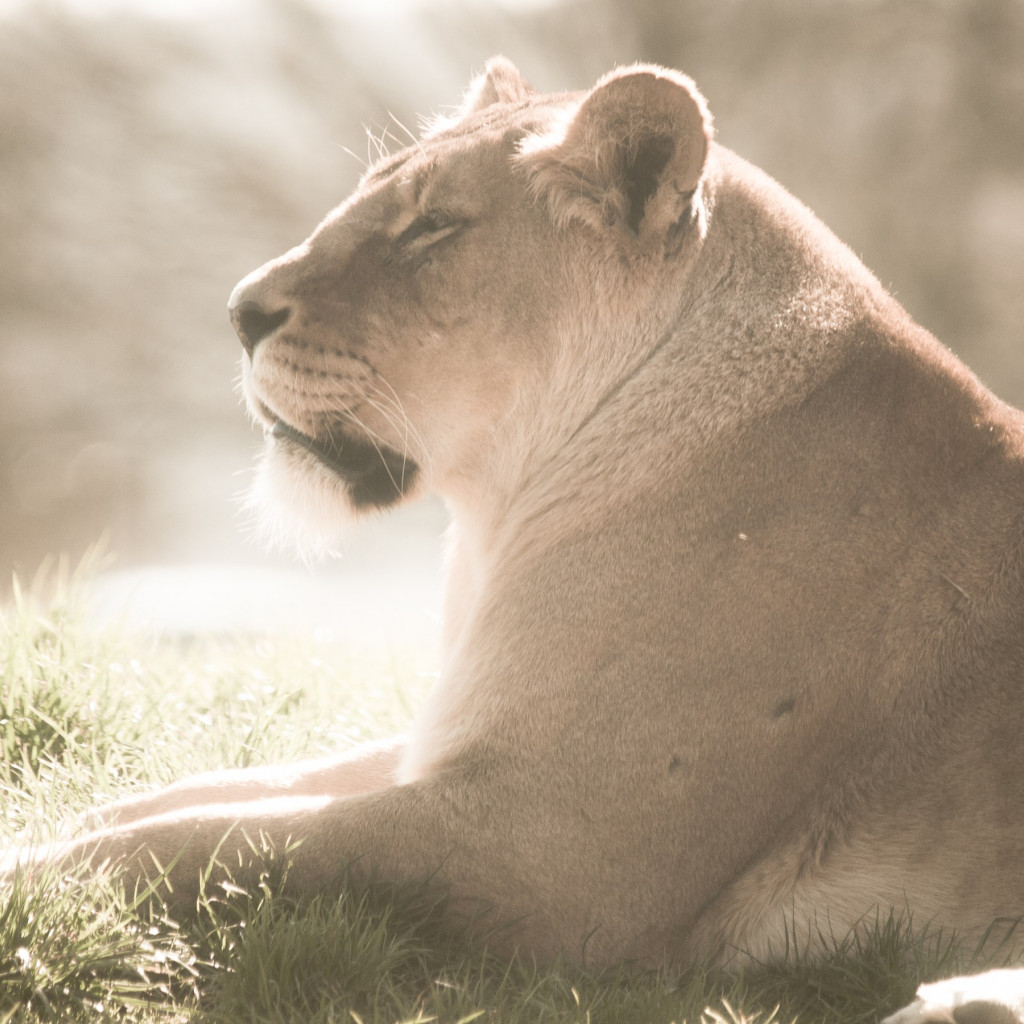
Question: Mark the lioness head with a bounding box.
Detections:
[229,58,713,548]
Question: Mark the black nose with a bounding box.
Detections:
[230,301,290,356]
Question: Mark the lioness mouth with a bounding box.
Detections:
[270,419,418,510]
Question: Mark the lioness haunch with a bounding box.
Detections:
[5,58,1024,1020]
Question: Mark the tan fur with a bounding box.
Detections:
[4,58,1024,973]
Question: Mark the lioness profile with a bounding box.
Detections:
[5,59,1024,996]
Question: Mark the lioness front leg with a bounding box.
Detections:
[8,771,536,950]
[87,736,406,829]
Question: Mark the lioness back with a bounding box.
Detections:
[6,59,1023,978]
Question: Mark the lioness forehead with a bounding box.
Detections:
[357,91,577,194]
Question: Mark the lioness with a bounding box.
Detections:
[5,59,1024,988]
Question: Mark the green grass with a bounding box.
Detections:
[0,558,1016,1023]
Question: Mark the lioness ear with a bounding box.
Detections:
[525,65,713,245]
[461,56,533,115]
[423,57,533,138]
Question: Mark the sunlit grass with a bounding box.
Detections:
[0,558,1016,1022]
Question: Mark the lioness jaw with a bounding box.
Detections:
[8,59,1024,1000]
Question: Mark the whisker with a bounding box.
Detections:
[329,395,404,496]
[272,353,432,493]
[379,123,405,155]
[388,112,425,157]
[338,144,369,170]
[327,362,431,482]
[361,393,416,490]
[364,123,390,163]
[311,379,406,487]
[367,371,433,479]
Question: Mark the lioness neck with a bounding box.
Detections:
[456,145,887,557]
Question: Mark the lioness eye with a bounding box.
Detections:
[394,212,458,249]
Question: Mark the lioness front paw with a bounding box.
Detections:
[883,969,1024,1024]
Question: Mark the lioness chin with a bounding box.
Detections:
[4,58,1024,1018]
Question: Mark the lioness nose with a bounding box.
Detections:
[229,300,290,356]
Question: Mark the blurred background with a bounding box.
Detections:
[0,0,1022,633]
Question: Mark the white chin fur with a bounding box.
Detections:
[244,442,361,558]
